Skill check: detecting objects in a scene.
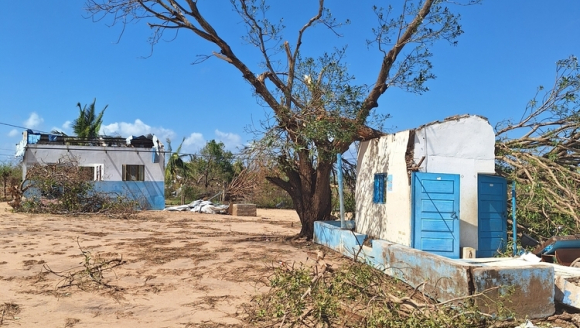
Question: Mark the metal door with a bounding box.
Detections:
[412,172,460,259]
[477,175,507,257]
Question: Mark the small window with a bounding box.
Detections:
[79,165,104,181]
[79,166,95,181]
[373,173,386,204]
[122,165,145,181]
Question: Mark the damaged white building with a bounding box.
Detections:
[355,115,507,258]
[16,130,165,210]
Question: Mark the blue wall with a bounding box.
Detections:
[23,180,165,210]
[94,181,165,210]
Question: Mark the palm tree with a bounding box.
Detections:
[165,137,189,184]
[165,138,191,204]
[72,99,107,139]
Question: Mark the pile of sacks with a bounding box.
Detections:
[164,199,229,214]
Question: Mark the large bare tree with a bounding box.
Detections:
[86,0,477,239]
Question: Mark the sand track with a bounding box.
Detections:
[0,204,342,327]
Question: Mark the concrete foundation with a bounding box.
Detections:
[314,220,555,319]
[467,259,555,316]
[370,239,473,302]
[552,265,580,308]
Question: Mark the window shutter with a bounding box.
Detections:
[373,175,379,203]
[379,175,385,203]
[373,174,386,204]
[122,165,126,181]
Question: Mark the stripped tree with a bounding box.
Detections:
[496,56,580,240]
[86,0,479,239]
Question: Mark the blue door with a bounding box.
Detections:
[412,172,460,259]
[477,175,507,257]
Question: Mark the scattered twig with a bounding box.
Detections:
[0,303,20,326]
[42,238,126,291]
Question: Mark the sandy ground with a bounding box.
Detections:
[0,203,344,327]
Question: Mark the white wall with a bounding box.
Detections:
[23,145,165,182]
[413,115,495,249]
[355,115,496,249]
[356,130,413,246]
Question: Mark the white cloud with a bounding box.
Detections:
[24,112,43,129]
[181,132,205,154]
[62,120,71,130]
[49,121,72,135]
[8,129,18,137]
[100,119,176,142]
[214,129,242,151]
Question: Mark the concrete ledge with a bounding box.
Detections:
[553,265,580,309]
[371,239,472,302]
[314,221,367,258]
[471,264,554,318]
[313,220,555,319]
[230,203,256,216]
[556,276,580,308]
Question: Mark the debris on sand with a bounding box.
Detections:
[164,199,229,214]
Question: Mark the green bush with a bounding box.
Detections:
[16,157,137,216]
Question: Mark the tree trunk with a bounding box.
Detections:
[267,161,333,240]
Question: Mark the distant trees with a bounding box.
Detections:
[0,162,21,201]
[0,163,11,199]
[189,140,236,190]
[72,99,107,139]
[165,139,240,203]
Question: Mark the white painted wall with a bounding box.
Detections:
[413,115,495,249]
[355,115,496,249]
[23,145,165,182]
[356,130,413,246]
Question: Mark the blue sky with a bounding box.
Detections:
[1,1,579,162]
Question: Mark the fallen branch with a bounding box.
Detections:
[496,56,580,239]
[246,260,509,327]
[42,238,126,291]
